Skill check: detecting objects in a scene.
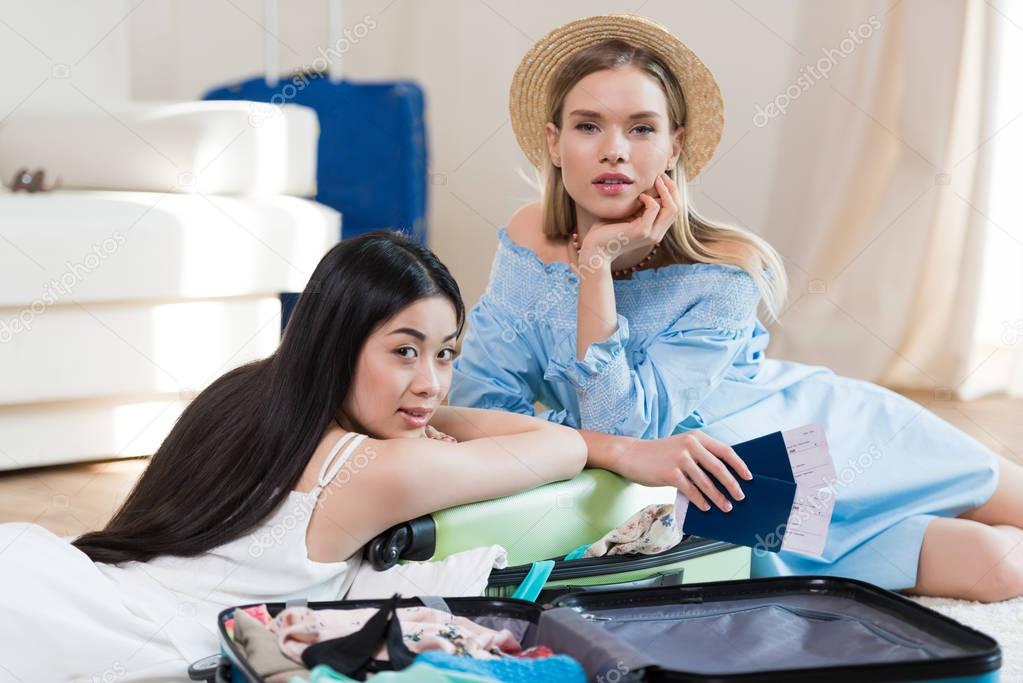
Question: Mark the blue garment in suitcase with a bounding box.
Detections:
[203,73,428,244]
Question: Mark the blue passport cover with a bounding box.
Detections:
[680,430,797,553]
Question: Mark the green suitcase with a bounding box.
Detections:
[365,468,751,600]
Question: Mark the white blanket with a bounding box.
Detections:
[0,522,509,682]
[0,523,194,682]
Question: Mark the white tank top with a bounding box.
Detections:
[93,431,370,664]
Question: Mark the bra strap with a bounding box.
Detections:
[311,432,367,500]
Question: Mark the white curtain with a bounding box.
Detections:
[762,0,1021,399]
[950,0,1023,399]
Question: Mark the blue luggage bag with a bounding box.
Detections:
[203,76,427,244]
[200,0,428,330]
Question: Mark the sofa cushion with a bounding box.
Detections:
[0,296,283,405]
[0,101,318,196]
[0,190,339,307]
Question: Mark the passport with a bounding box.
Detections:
[674,423,835,557]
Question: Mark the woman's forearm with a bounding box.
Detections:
[579,428,640,474]
[430,405,552,441]
[576,249,618,360]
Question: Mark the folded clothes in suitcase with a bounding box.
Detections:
[195,576,1001,682]
[363,469,752,599]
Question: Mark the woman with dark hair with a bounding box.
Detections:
[0,230,592,682]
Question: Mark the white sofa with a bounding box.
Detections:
[0,102,339,469]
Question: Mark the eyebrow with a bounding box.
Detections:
[568,109,662,120]
[387,327,458,342]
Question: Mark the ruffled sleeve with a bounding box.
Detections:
[543,267,763,438]
[449,294,575,426]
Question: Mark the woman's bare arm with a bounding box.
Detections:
[313,417,586,556]
[427,405,553,441]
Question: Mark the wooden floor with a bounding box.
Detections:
[1,389,1020,539]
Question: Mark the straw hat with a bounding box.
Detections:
[509,14,724,181]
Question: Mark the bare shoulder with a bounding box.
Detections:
[504,201,567,264]
[505,201,543,247]
[303,434,416,562]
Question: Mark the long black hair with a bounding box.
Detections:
[74,231,465,564]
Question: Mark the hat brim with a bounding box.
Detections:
[509,14,724,181]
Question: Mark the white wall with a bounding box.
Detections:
[0,1,131,117]
[115,0,806,307]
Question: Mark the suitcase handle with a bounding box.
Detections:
[511,560,556,602]
[262,0,345,85]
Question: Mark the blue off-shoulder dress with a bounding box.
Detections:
[449,226,1000,590]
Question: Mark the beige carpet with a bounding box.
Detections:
[910,595,1023,678]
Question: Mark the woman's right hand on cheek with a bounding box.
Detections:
[582,174,679,261]
[620,431,753,513]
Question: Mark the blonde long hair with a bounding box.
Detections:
[539,39,787,323]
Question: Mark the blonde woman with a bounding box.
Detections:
[450,14,1023,602]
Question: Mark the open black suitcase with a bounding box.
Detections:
[190,576,1001,682]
